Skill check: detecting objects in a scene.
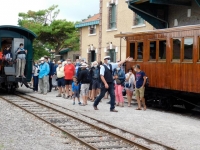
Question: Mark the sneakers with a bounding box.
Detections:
[73,101,75,105]
[56,94,62,97]
[78,102,82,105]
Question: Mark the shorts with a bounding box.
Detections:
[135,87,145,98]
[89,82,92,90]
[92,79,100,90]
[81,84,90,96]
[65,79,72,85]
[73,91,80,98]
[57,78,65,87]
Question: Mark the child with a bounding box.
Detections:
[72,76,81,105]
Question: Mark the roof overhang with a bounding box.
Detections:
[115,24,200,38]
[75,20,99,28]
[0,25,37,39]
[131,0,192,6]
[59,48,71,55]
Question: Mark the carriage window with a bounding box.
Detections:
[149,41,156,60]
[173,38,181,59]
[184,38,193,60]
[159,40,166,60]
[130,43,135,60]
[137,42,143,61]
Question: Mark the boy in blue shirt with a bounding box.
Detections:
[72,76,81,105]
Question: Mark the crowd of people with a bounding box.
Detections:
[31,55,147,112]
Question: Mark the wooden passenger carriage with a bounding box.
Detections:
[115,25,200,109]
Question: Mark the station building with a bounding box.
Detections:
[75,0,153,63]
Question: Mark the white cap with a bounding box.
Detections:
[104,56,111,60]
[62,61,67,66]
[40,57,45,61]
[80,63,88,68]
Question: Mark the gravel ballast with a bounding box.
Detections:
[0,99,87,150]
[17,86,200,150]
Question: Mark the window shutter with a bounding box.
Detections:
[108,7,112,29]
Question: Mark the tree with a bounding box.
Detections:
[18,5,79,60]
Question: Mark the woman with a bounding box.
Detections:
[125,68,135,107]
[33,61,39,92]
[113,64,125,107]
[56,61,66,98]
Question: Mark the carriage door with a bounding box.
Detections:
[12,38,24,71]
[12,38,24,59]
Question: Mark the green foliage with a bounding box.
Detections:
[18,5,79,60]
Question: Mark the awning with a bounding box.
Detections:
[59,48,70,55]
[75,20,99,28]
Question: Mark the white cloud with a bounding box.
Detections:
[0,0,99,25]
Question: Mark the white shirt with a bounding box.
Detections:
[100,63,119,76]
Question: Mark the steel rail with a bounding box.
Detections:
[1,94,150,150]
[16,92,175,150]
[0,96,98,150]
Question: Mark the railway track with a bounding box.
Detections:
[0,93,175,150]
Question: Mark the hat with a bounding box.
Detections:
[104,56,111,60]
[40,57,45,61]
[80,63,88,68]
[44,55,48,59]
[62,61,67,66]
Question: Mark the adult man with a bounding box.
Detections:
[15,43,27,77]
[44,56,54,92]
[90,61,100,101]
[134,64,147,110]
[93,56,132,112]
[64,58,75,99]
[38,57,50,95]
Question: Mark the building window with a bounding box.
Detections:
[134,13,144,26]
[149,41,157,60]
[159,40,166,60]
[184,38,193,60]
[89,25,96,34]
[130,43,135,60]
[108,49,116,62]
[137,42,143,61]
[173,38,181,60]
[108,4,117,29]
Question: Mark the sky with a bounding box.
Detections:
[0,0,99,25]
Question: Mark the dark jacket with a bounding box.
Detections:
[90,66,100,81]
[53,64,58,75]
[103,64,113,83]
[78,69,90,84]
[113,68,125,85]
[48,61,54,76]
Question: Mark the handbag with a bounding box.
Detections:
[125,83,131,88]
[122,87,126,96]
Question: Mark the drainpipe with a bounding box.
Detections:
[128,2,168,28]
[120,32,122,60]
